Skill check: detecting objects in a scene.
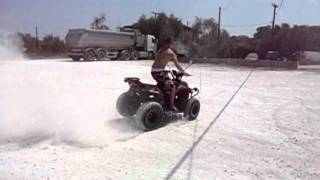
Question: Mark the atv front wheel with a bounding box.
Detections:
[116,92,140,117]
[136,102,164,131]
[184,98,200,121]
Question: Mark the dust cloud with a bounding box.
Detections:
[0,87,141,148]
[0,63,141,148]
[0,32,25,60]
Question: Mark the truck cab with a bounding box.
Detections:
[146,35,157,56]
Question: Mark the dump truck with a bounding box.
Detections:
[65,27,157,61]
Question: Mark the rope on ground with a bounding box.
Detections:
[186,64,202,180]
[165,68,255,180]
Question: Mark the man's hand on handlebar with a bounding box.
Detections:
[171,70,191,77]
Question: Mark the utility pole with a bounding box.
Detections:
[35,26,39,55]
[271,3,278,30]
[217,6,222,57]
[217,6,222,41]
[151,11,161,19]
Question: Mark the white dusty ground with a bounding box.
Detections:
[0,59,319,180]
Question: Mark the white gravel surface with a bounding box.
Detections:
[0,59,319,180]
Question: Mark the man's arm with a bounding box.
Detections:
[171,53,186,73]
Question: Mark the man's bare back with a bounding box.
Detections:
[152,48,185,73]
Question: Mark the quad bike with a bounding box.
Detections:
[116,70,200,131]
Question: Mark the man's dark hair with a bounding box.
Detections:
[164,36,173,45]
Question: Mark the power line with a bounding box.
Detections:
[222,22,270,28]
[222,0,235,11]
[277,0,285,14]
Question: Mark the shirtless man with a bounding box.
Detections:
[151,36,190,112]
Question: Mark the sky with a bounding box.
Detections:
[0,0,319,38]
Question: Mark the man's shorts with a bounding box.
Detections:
[151,71,174,91]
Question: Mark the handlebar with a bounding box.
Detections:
[170,70,188,80]
[160,70,190,80]
[172,70,183,77]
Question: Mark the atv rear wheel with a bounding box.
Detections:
[136,102,164,131]
[184,98,200,121]
[116,92,140,117]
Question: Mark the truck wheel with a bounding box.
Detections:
[116,92,140,117]
[184,98,200,121]
[136,102,164,131]
[131,51,139,60]
[71,57,80,61]
[119,50,130,61]
[84,49,96,61]
[148,52,154,59]
[96,49,107,61]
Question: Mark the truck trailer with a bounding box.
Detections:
[65,27,157,61]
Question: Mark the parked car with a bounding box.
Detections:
[245,53,259,61]
[265,51,285,61]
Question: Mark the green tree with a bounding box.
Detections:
[229,35,253,59]
[17,33,38,55]
[189,17,231,58]
[252,24,317,59]
[133,13,185,47]
[41,34,66,56]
